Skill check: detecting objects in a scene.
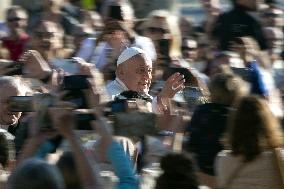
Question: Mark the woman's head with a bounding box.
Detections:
[145,10,182,59]
[209,73,248,105]
[155,153,199,189]
[227,96,284,161]
[56,151,82,189]
[7,158,65,189]
[229,37,260,63]
[31,20,64,59]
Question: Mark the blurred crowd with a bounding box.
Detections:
[0,0,284,189]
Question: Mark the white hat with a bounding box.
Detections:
[117,47,151,66]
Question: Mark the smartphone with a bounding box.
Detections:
[0,60,23,75]
[231,67,251,82]
[62,75,90,90]
[74,110,96,130]
[50,59,79,74]
[108,5,124,21]
[34,93,57,132]
[113,112,157,136]
[8,96,34,112]
[62,90,88,109]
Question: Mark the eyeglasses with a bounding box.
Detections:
[147,27,168,34]
[34,31,55,39]
[7,17,26,22]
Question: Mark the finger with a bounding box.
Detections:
[167,72,181,82]
[168,73,185,84]
[173,79,186,88]
[172,84,185,93]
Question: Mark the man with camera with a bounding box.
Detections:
[106,47,185,113]
[0,76,30,132]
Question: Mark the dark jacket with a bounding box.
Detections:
[212,5,268,50]
[185,103,231,175]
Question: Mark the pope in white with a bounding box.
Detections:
[106,47,185,113]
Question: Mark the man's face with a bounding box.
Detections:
[0,85,21,125]
[7,10,27,32]
[32,22,61,52]
[118,54,153,94]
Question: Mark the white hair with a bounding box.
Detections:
[0,76,31,96]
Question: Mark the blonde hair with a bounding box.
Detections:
[227,96,284,161]
[146,10,182,58]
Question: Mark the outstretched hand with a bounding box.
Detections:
[20,50,52,79]
[159,72,185,99]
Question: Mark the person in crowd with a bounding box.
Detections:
[216,95,284,189]
[181,38,200,70]
[0,129,15,189]
[198,0,221,36]
[212,0,268,51]
[72,24,96,62]
[261,4,284,29]
[1,6,29,61]
[263,27,284,64]
[0,76,31,133]
[7,158,65,189]
[155,153,200,189]
[28,0,78,35]
[144,9,209,88]
[144,10,182,65]
[230,36,283,117]
[30,20,67,63]
[128,0,176,19]
[91,1,156,79]
[106,46,185,113]
[185,73,248,187]
[91,21,132,81]
[178,16,194,39]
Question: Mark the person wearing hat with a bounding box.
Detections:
[106,46,185,113]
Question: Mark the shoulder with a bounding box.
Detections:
[106,80,124,98]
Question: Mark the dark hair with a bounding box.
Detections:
[8,158,64,189]
[227,96,284,162]
[155,153,199,189]
[0,132,8,167]
[56,151,82,189]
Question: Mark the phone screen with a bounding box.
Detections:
[62,75,90,90]
[50,59,79,74]
[74,111,96,130]
[8,96,34,112]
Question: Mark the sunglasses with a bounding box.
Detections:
[263,12,282,18]
[7,17,26,22]
[182,47,197,51]
[147,27,168,34]
[34,31,55,39]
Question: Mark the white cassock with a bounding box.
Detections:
[106,78,159,113]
